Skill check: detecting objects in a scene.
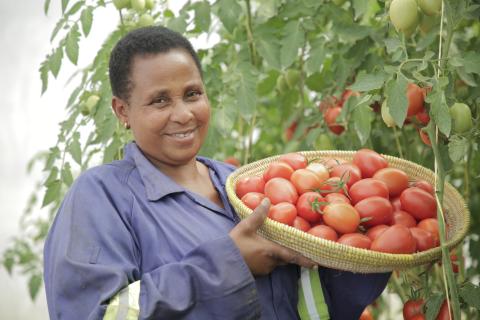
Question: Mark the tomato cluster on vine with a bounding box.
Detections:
[235,149,443,254]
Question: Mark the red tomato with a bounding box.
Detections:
[355,196,394,228]
[412,180,434,194]
[296,192,326,223]
[403,299,425,320]
[290,169,322,194]
[236,176,265,199]
[407,83,425,116]
[366,224,389,241]
[224,156,241,167]
[263,161,294,182]
[324,107,344,135]
[410,227,435,251]
[285,121,297,141]
[352,149,388,178]
[338,233,372,249]
[241,192,265,210]
[410,315,426,320]
[325,192,351,204]
[450,254,459,273]
[323,203,360,234]
[279,153,308,170]
[391,196,402,211]
[306,162,330,182]
[264,177,298,205]
[400,187,437,220]
[319,177,348,195]
[307,225,338,241]
[373,168,409,197]
[436,299,453,320]
[322,158,347,170]
[330,163,362,188]
[417,218,439,246]
[318,95,339,112]
[359,306,374,320]
[350,178,389,204]
[268,202,297,226]
[416,108,430,125]
[340,89,360,107]
[392,210,417,228]
[292,216,311,232]
[419,129,431,146]
[371,224,417,254]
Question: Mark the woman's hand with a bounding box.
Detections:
[229,198,317,276]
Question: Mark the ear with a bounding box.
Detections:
[111,96,129,126]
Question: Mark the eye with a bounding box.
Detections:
[185,90,202,100]
[151,96,169,106]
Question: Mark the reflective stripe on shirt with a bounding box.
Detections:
[298,268,330,320]
[104,281,141,320]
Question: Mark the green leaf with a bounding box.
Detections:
[425,294,444,320]
[44,0,51,15]
[348,70,387,92]
[66,1,84,16]
[217,0,241,33]
[455,52,480,75]
[2,250,15,274]
[39,60,49,94]
[427,86,451,137]
[62,0,70,13]
[257,71,278,96]
[45,166,59,185]
[236,62,257,120]
[28,274,42,300]
[353,104,373,145]
[42,179,62,207]
[459,282,480,310]
[444,0,467,31]
[167,15,188,34]
[305,38,325,74]
[44,147,60,171]
[385,74,408,128]
[49,47,63,78]
[62,163,74,187]
[68,133,82,165]
[80,6,94,37]
[50,17,66,42]
[280,20,304,69]
[213,104,235,136]
[448,136,469,162]
[193,1,211,32]
[66,24,81,65]
[256,39,281,69]
[103,136,123,163]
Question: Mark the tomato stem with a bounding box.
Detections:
[392,126,404,158]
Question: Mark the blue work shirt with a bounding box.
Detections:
[44,142,390,319]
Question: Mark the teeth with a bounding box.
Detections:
[171,129,194,138]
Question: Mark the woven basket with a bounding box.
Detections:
[225,151,470,273]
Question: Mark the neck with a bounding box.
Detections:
[148,156,204,186]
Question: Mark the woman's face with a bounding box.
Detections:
[114,49,210,168]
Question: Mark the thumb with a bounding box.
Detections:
[243,198,271,232]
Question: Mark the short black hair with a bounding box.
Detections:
[109,26,202,102]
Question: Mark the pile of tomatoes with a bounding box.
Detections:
[235,148,442,254]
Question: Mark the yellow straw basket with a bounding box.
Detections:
[225,151,470,273]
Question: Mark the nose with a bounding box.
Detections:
[170,99,194,124]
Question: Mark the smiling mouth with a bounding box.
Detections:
[167,127,197,138]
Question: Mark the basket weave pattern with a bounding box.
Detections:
[226,151,470,273]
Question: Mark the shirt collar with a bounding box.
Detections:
[124,142,186,201]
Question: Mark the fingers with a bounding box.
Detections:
[270,244,317,269]
[242,198,270,232]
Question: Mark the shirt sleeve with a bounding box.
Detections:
[43,169,260,320]
[318,267,391,320]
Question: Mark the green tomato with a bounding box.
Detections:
[454,80,470,100]
[113,0,130,10]
[131,0,145,12]
[450,103,473,134]
[145,0,154,10]
[389,0,419,32]
[418,0,441,16]
[285,69,300,89]
[82,94,100,115]
[314,133,334,150]
[381,101,396,128]
[138,13,154,27]
[276,75,288,92]
[419,13,438,34]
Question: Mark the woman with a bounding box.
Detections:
[44,26,390,319]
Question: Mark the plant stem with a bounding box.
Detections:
[244,113,256,164]
[392,126,404,158]
[244,0,258,67]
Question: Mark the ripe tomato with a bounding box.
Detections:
[412,180,434,194]
[323,203,360,234]
[296,192,326,223]
[279,153,308,170]
[285,121,298,141]
[450,102,473,134]
[339,89,360,107]
[415,108,430,125]
[392,210,417,228]
[292,216,311,232]
[389,0,419,32]
[224,156,241,167]
[391,196,402,211]
[450,253,459,273]
[403,298,425,320]
[325,192,351,204]
[419,129,431,146]
[359,306,374,320]
[318,96,339,112]
[338,233,371,249]
[371,224,416,254]
[307,225,338,241]
[268,202,297,226]
[322,157,348,171]
[319,177,348,195]
[324,107,345,135]
[436,299,453,320]
[417,218,439,246]
[264,177,298,205]
[355,196,393,228]
[400,187,437,220]
[373,167,409,197]
[290,169,323,194]
[349,178,389,204]
[330,163,362,188]
[418,0,441,16]
[353,149,388,178]
[410,315,426,320]
[241,192,265,210]
[410,227,435,251]
[306,162,330,183]
[236,176,265,199]
[407,83,425,116]
[366,224,389,241]
[263,161,294,182]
